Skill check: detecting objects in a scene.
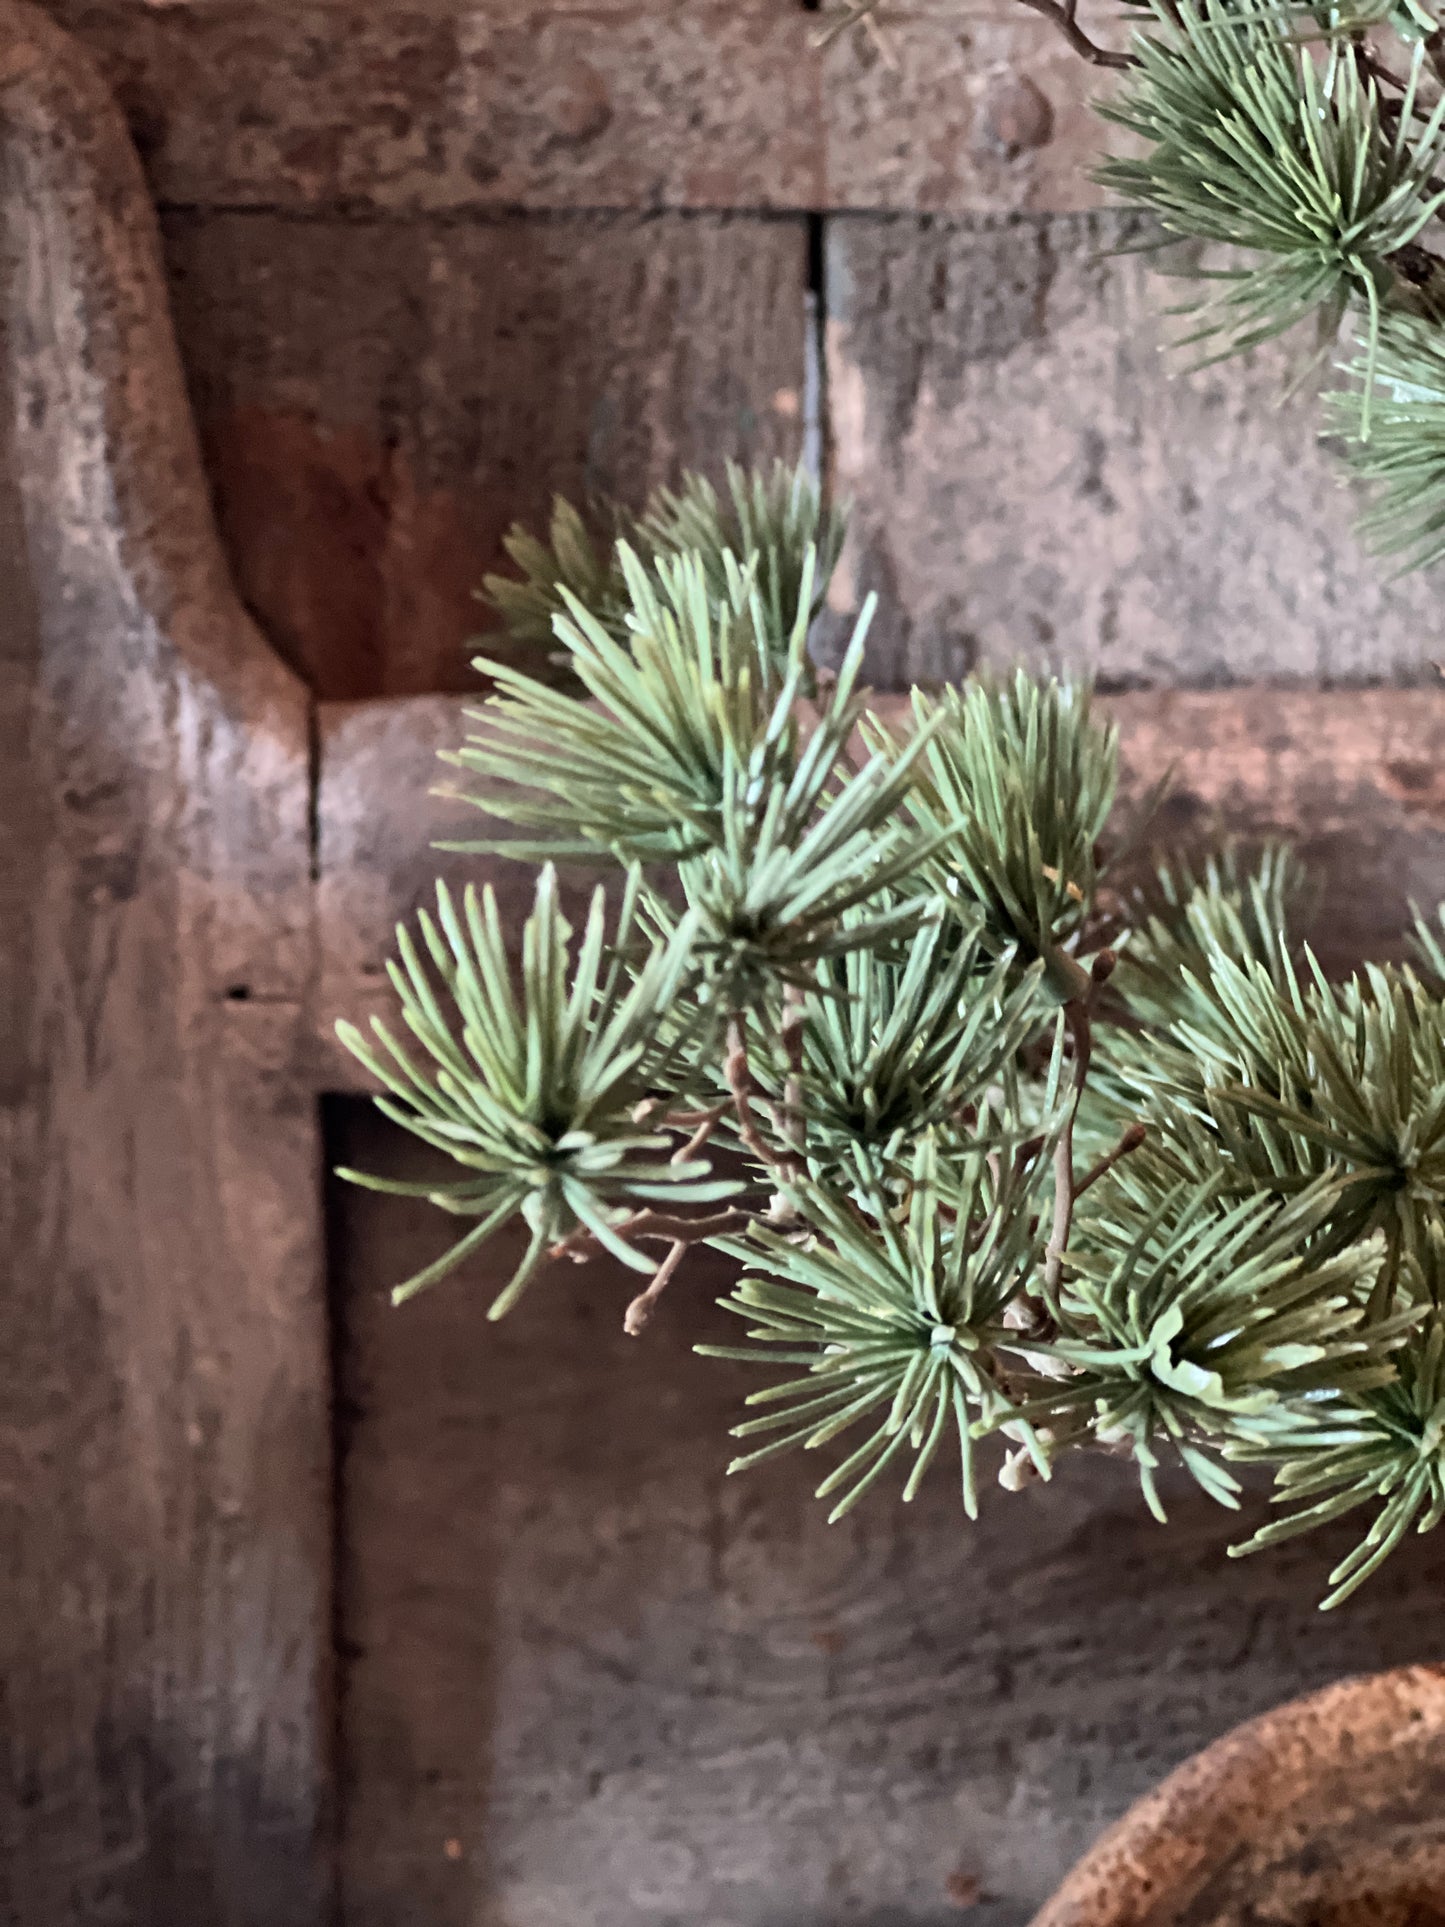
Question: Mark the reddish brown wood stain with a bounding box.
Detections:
[203,406,490,699]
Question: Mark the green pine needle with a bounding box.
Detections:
[340,451,1445,1608]
[1010,1175,1400,1519]
[480,459,847,667]
[335,868,735,1312]
[1099,0,1445,376]
[870,671,1117,993]
[1325,312,1445,572]
[701,1139,1050,1522]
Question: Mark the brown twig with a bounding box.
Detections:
[773,983,809,1178]
[668,1102,729,1165]
[1075,1121,1148,1200]
[1012,0,1136,71]
[1041,949,1114,1307]
[726,1014,788,1170]
[549,1204,753,1264]
[624,1239,690,1335]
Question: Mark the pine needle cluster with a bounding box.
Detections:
[338,462,1445,1606]
[1091,0,1445,565]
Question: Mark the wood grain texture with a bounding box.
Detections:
[159,209,808,696]
[822,11,1114,216]
[7,6,1445,1923]
[329,1107,1445,1927]
[46,2,824,213]
[0,6,330,1920]
[39,0,1113,216]
[823,213,1445,688]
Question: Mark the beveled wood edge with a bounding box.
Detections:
[0,0,306,741]
[2,6,330,1909]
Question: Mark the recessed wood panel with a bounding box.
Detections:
[328,1103,1445,1927]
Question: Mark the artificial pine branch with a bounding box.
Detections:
[339,459,1445,1606]
[334,0,1445,1605]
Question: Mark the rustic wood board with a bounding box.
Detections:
[8,7,1445,1925]
[314,683,1445,1089]
[328,1105,1445,1927]
[45,3,824,214]
[42,0,1113,216]
[160,209,808,696]
[822,213,1445,688]
[821,9,1116,216]
[0,6,331,1921]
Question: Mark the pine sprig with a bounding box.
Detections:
[701,1139,1050,1521]
[480,458,846,666]
[482,494,629,658]
[638,459,849,660]
[1125,957,1445,1278]
[1114,843,1304,1033]
[1231,1235,1445,1607]
[1012,1175,1398,1518]
[342,455,1445,1606]
[1324,311,1445,571]
[869,672,1117,996]
[1098,0,1445,374]
[750,912,1050,1182]
[335,869,735,1313]
[662,688,948,1006]
[449,544,826,863]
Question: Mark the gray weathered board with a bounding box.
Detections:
[822,215,1445,687]
[4,5,1445,1927]
[0,10,326,1924]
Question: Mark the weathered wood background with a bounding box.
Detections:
[3,3,1444,1925]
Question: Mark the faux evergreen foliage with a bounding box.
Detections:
[481,459,846,664]
[339,461,1445,1606]
[1090,0,1445,559]
[333,0,1445,1618]
[1097,0,1445,372]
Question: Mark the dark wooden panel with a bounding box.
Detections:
[330,1105,1445,1927]
[159,210,809,697]
[823,213,1445,688]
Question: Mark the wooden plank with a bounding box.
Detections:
[0,7,331,1920]
[315,683,1445,1089]
[42,3,824,213]
[823,213,1445,687]
[312,696,498,1089]
[160,210,809,697]
[328,1103,1445,1927]
[822,8,1113,215]
[43,0,1113,216]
